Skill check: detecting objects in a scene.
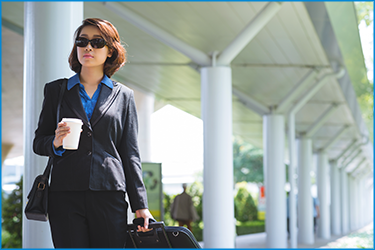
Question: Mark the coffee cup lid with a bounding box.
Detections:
[62,118,83,124]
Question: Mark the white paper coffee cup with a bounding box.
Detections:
[62,118,83,150]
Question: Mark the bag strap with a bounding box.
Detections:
[42,79,67,177]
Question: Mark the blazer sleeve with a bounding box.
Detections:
[33,81,61,157]
[119,90,148,212]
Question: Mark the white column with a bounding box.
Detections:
[365,181,374,224]
[297,137,314,244]
[348,176,357,231]
[23,2,83,248]
[316,152,331,239]
[357,177,364,228]
[330,161,341,236]
[263,114,287,248]
[201,67,235,248]
[353,178,360,230]
[353,178,359,230]
[133,90,154,162]
[131,89,154,223]
[340,168,349,234]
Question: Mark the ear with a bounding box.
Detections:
[107,49,113,58]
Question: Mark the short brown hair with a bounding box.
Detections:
[69,18,126,77]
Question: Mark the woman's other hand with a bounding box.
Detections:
[53,121,70,148]
[135,208,154,232]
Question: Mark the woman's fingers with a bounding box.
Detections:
[53,122,70,148]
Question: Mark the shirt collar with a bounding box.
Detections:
[67,73,113,90]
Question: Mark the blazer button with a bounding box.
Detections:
[87,151,92,156]
[87,132,92,137]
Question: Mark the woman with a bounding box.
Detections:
[33,18,153,248]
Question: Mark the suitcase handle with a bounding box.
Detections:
[127,218,172,248]
[132,217,157,226]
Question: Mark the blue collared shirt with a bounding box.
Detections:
[67,73,114,120]
[53,74,113,155]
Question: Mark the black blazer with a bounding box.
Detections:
[33,78,148,212]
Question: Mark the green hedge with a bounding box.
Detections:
[164,182,265,242]
[236,220,265,236]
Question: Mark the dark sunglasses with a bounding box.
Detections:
[75,37,107,49]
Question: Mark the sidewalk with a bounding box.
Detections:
[199,222,373,248]
[235,222,373,248]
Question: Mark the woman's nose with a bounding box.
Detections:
[85,43,93,51]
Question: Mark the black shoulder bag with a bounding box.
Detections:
[24,79,67,221]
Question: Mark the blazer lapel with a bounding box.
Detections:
[90,83,121,128]
[64,84,90,129]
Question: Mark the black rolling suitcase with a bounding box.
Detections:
[126,218,201,248]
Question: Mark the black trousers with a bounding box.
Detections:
[48,190,128,248]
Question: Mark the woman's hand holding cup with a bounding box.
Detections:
[53,121,70,148]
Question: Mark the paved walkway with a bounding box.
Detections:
[234,232,343,248]
[199,222,373,248]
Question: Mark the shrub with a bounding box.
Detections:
[234,186,258,222]
[2,177,23,248]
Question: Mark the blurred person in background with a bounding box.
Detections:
[170,183,199,232]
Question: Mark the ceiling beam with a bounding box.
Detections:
[276,69,318,113]
[289,69,344,116]
[340,143,361,166]
[350,158,367,176]
[232,87,270,116]
[353,165,371,179]
[2,18,23,36]
[321,125,349,151]
[305,103,338,138]
[217,2,282,65]
[359,170,373,184]
[335,139,357,164]
[344,149,362,172]
[104,2,211,66]
[232,63,331,69]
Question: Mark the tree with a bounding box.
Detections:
[2,177,23,248]
[354,2,374,141]
[233,136,264,184]
[355,2,373,26]
[234,185,258,222]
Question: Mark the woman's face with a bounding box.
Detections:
[77,25,112,71]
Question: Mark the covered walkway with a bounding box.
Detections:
[1,1,373,248]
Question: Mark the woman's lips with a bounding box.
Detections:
[83,54,93,58]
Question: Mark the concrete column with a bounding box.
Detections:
[263,114,287,248]
[354,177,364,228]
[364,179,368,227]
[316,152,330,239]
[297,137,314,244]
[133,90,154,162]
[361,179,367,226]
[348,176,357,231]
[340,168,349,234]
[353,178,359,230]
[365,181,374,224]
[23,2,83,248]
[330,161,341,236]
[353,178,360,230]
[359,178,370,227]
[201,66,235,248]
[131,89,154,223]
